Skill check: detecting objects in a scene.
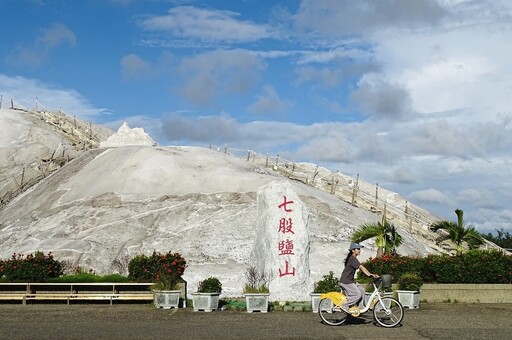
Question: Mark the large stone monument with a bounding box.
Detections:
[250,180,311,302]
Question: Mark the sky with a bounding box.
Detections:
[1,0,511,234]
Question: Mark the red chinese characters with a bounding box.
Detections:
[277,195,294,212]
[278,239,295,255]
[277,195,296,277]
[278,218,294,234]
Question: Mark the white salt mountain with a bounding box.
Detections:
[0,107,494,301]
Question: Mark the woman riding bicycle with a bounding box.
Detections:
[339,242,379,314]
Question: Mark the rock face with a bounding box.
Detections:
[251,181,311,302]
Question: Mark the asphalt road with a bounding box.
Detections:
[0,303,511,339]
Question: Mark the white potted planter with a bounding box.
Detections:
[192,292,220,312]
[310,293,321,313]
[243,266,270,313]
[153,290,181,309]
[397,273,423,309]
[244,293,270,313]
[397,290,420,308]
[193,277,222,312]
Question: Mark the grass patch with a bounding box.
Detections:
[220,298,246,311]
[48,273,130,283]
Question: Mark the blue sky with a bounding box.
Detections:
[1,0,512,234]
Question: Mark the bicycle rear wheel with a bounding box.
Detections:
[318,298,348,326]
[373,297,404,328]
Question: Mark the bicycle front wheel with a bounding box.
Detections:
[318,298,347,326]
[373,297,404,328]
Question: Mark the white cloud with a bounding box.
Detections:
[248,85,292,115]
[160,112,240,143]
[373,28,512,118]
[294,0,446,37]
[38,23,76,48]
[176,49,266,106]
[139,6,275,43]
[351,75,413,120]
[0,74,109,119]
[296,66,343,88]
[120,54,154,80]
[457,189,496,207]
[297,47,373,64]
[294,128,355,162]
[408,188,452,205]
[5,23,75,67]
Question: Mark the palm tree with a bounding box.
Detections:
[351,220,403,258]
[429,208,484,256]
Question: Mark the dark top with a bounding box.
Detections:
[340,255,360,284]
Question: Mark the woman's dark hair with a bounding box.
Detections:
[344,250,354,266]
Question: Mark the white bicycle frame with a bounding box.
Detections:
[337,281,387,314]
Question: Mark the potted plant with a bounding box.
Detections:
[192,277,222,312]
[311,271,339,313]
[129,251,187,309]
[243,266,270,313]
[397,272,423,308]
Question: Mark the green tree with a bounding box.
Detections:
[429,208,484,256]
[482,228,512,249]
[351,220,403,258]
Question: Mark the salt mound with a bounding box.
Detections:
[100,122,156,147]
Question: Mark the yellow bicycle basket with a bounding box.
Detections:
[319,292,347,306]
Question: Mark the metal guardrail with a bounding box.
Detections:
[0,283,154,305]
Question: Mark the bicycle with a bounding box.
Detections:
[318,275,404,328]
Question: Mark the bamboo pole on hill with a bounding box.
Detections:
[375,183,379,210]
[351,174,359,206]
[405,202,413,233]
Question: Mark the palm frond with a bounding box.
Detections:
[352,220,404,257]
[351,224,382,243]
[430,209,484,255]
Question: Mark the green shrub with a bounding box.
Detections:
[398,273,423,291]
[99,274,130,282]
[360,250,512,284]
[128,250,186,290]
[313,271,339,293]
[428,250,511,283]
[2,251,63,282]
[49,273,130,283]
[197,277,222,293]
[49,273,99,283]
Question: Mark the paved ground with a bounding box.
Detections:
[0,303,511,339]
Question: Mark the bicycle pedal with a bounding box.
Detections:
[348,306,361,317]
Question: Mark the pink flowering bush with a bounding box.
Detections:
[128,251,187,290]
[360,250,512,284]
[1,251,63,282]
